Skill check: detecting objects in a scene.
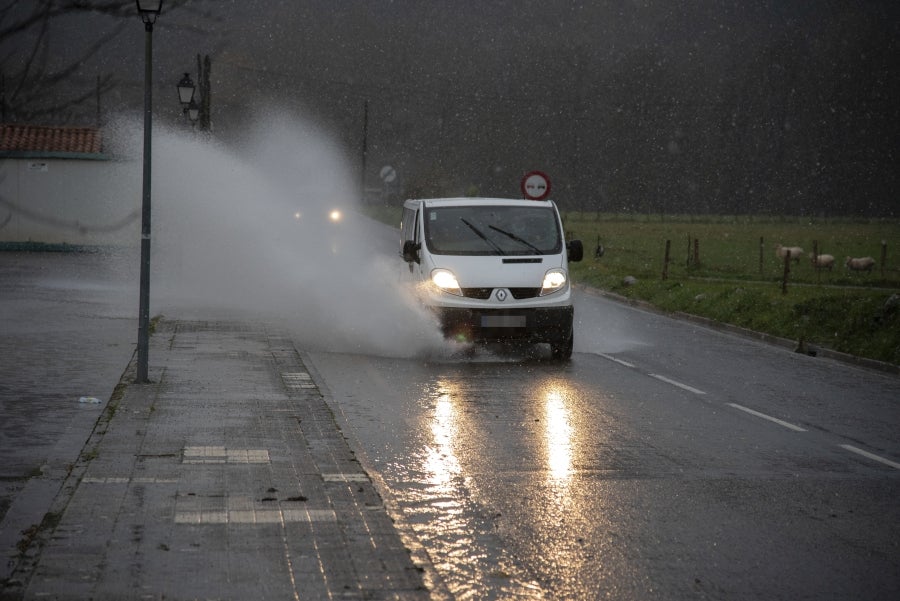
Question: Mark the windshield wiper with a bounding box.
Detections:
[460,218,505,255]
[488,225,542,254]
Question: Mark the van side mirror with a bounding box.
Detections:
[567,239,584,262]
[402,240,421,263]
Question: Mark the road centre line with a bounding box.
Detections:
[596,355,705,394]
[597,353,636,369]
[839,445,900,470]
[727,403,807,432]
[598,357,895,469]
[649,374,707,395]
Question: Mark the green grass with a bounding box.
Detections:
[566,213,900,365]
[361,205,900,365]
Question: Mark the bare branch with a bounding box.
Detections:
[0,0,191,39]
[1,0,207,124]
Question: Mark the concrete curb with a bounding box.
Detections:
[301,351,453,601]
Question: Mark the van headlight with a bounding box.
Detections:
[431,269,462,296]
[540,269,567,296]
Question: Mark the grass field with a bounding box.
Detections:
[564,213,900,365]
[362,204,900,366]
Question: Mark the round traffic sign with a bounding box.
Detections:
[380,165,397,183]
[521,170,551,200]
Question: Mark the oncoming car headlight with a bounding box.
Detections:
[329,209,343,223]
[431,269,462,296]
[540,269,567,296]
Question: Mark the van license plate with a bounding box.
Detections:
[481,315,526,328]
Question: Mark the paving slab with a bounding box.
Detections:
[1,319,432,600]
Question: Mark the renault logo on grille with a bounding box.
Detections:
[496,289,508,301]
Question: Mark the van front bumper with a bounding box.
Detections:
[434,306,573,344]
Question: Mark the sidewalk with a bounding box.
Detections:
[2,319,432,600]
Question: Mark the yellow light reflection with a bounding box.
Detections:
[543,384,575,486]
[423,381,462,492]
[413,378,552,598]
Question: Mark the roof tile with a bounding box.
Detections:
[0,124,103,154]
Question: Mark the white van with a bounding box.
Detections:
[400,197,583,359]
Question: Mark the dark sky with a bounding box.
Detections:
[3,1,898,214]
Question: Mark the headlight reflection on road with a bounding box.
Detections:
[544,385,575,485]
[540,381,581,507]
[410,378,543,599]
[423,381,463,494]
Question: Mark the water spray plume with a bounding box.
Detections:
[108,108,443,358]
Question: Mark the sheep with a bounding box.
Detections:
[845,256,876,273]
[775,244,804,263]
[809,252,835,271]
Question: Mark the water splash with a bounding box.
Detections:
[107,108,444,358]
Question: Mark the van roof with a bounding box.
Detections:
[404,197,555,208]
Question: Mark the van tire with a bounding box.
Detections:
[550,333,573,361]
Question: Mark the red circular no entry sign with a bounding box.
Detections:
[520,171,551,200]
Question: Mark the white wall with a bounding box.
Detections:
[0,157,139,246]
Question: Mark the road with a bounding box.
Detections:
[307,289,900,600]
[2,224,899,599]
[0,251,137,498]
[0,250,138,581]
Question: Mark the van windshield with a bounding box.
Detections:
[424,205,561,256]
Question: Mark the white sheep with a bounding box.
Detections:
[809,252,835,270]
[775,244,804,263]
[845,256,876,272]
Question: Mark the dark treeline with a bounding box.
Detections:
[2,1,897,216]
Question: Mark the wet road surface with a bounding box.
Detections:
[0,251,138,581]
[3,244,898,599]
[0,252,136,513]
[307,292,900,600]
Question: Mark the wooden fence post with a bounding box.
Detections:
[881,240,888,278]
[813,239,820,284]
[759,236,764,276]
[782,251,791,294]
[663,239,671,280]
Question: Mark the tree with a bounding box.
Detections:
[0,0,188,125]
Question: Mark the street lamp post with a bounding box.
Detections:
[135,0,162,384]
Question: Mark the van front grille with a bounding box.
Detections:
[461,288,493,299]
[510,288,541,299]
[460,287,542,300]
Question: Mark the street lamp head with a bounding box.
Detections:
[187,98,200,123]
[136,0,163,26]
[177,73,195,106]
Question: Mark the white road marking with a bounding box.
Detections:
[839,445,900,470]
[598,353,636,369]
[82,477,178,484]
[322,473,369,482]
[174,509,335,524]
[650,374,706,395]
[183,446,270,464]
[282,371,317,389]
[727,403,807,432]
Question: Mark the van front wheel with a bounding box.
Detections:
[550,333,573,361]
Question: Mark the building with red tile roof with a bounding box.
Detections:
[1,123,133,246]
[0,124,107,159]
